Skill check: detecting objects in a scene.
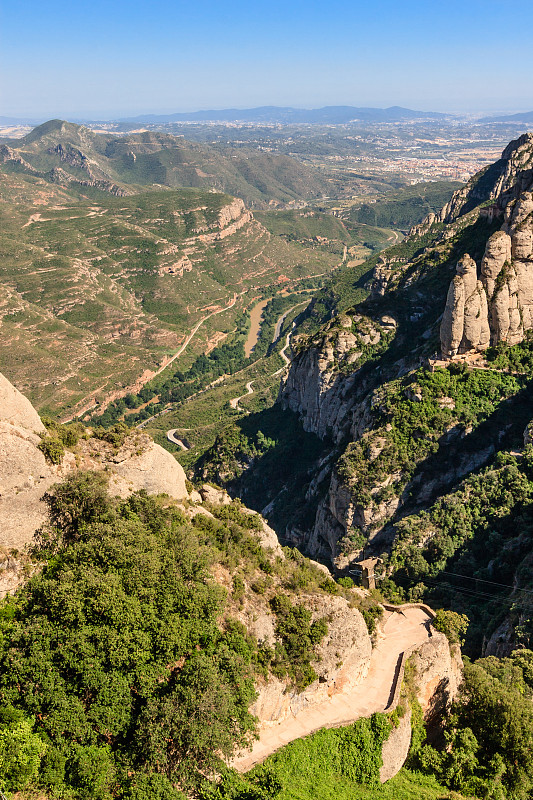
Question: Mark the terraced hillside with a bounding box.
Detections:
[0,167,336,417]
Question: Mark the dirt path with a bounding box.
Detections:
[232,606,432,772]
[229,323,295,412]
[151,293,243,380]
[229,380,255,411]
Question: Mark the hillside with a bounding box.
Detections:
[1,119,331,208]
[0,156,338,417]
[194,133,533,667]
[0,372,467,799]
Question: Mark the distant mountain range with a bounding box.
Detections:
[120,105,448,125]
[480,110,533,123]
[0,115,45,125]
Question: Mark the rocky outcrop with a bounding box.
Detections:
[440,254,490,357]
[74,433,188,501]
[440,219,533,355]
[198,198,253,243]
[0,372,188,564]
[280,314,389,441]
[251,593,372,725]
[440,137,533,356]
[379,708,412,783]
[411,632,463,736]
[379,628,462,782]
[0,373,46,434]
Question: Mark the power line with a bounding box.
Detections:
[437,569,533,596]
[421,577,516,607]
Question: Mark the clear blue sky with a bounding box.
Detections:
[2,0,532,118]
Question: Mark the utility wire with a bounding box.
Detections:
[437,569,533,596]
[420,578,516,606]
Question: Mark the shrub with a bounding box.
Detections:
[432,609,469,645]
[38,435,65,465]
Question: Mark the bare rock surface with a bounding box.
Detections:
[439,139,533,356]
[380,707,412,783]
[0,372,45,434]
[232,606,434,773]
[0,373,188,563]
[411,632,463,736]
[200,483,232,505]
[75,434,188,501]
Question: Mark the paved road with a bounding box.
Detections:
[229,323,295,412]
[232,606,432,772]
[166,429,190,450]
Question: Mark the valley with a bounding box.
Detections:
[3,113,533,800]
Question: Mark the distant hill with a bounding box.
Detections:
[1,119,330,207]
[0,115,44,125]
[121,105,447,125]
[480,110,533,123]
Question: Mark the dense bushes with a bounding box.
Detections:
[207,714,392,800]
[0,474,258,796]
[389,447,533,652]
[0,472,340,797]
[414,654,533,799]
[268,594,328,690]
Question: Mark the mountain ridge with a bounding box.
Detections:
[2,119,331,207]
[120,105,448,124]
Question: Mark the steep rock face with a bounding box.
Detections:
[440,255,490,357]
[379,709,412,783]
[411,632,463,735]
[280,314,390,441]
[380,630,462,783]
[0,420,55,552]
[250,593,372,725]
[440,138,533,356]
[0,373,55,552]
[0,373,46,434]
[0,372,188,560]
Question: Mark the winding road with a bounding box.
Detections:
[232,605,433,772]
[229,323,294,412]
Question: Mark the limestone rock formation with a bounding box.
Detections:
[74,433,188,501]
[440,255,490,357]
[0,373,55,552]
[379,708,412,783]
[0,372,188,561]
[280,314,388,441]
[440,215,533,355]
[439,140,533,356]
[0,373,46,434]
[411,632,463,735]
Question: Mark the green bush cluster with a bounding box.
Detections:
[208,713,392,800]
[337,364,524,511]
[38,420,86,464]
[267,594,328,691]
[414,654,533,799]
[0,473,260,797]
[389,447,533,652]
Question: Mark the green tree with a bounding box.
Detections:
[0,705,46,793]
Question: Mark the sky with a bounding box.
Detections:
[2,0,533,119]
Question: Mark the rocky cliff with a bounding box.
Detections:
[273,132,533,577]
[0,371,188,571]
[441,184,533,355]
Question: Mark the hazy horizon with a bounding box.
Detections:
[2,0,533,119]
